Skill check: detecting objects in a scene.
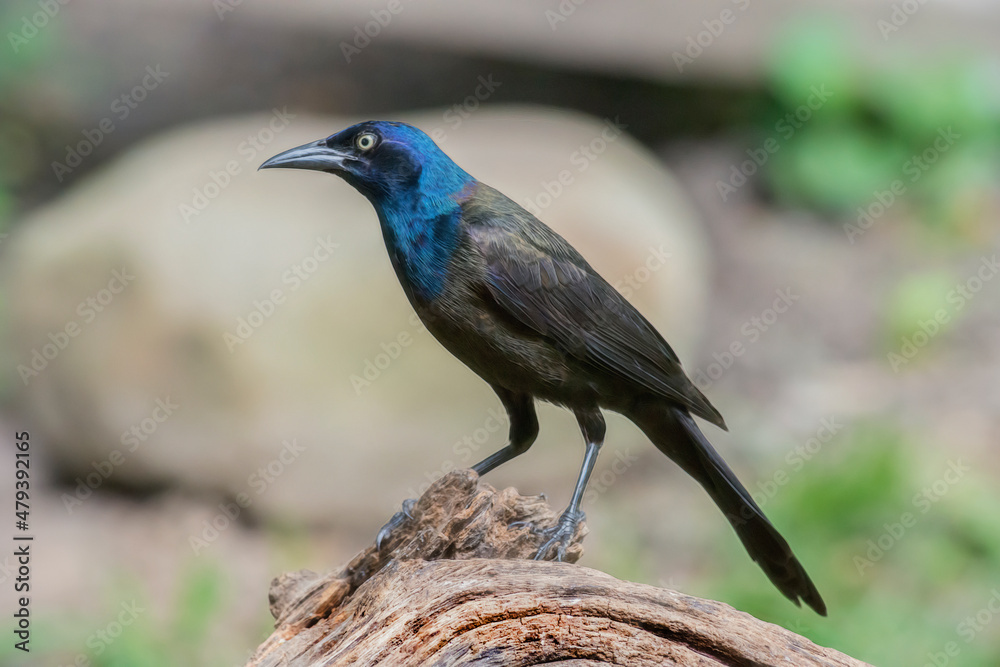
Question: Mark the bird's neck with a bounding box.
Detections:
[373,188,467,302]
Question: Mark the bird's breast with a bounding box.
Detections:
[376,207,462,302]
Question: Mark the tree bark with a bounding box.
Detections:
[246,470,869,667]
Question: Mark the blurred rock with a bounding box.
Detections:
[2,106,711,526]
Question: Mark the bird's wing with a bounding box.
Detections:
[469,224,725,428]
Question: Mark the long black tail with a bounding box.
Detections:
[628,402,826,615]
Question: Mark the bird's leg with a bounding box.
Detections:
[472,388,538,476]
[534,409,606,561]
[381,389,536,550]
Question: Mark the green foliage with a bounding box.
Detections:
[96,563,225,667]
[697,421,1000,666]
[0,8,60,83]
[25,561,245,667]
[882,270,958,353]
[761,18,1000,232]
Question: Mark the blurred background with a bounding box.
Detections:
[1,1,999,664]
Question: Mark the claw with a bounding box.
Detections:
[400,498,417,518]
[533,509,584,561]
[375,498,418,551]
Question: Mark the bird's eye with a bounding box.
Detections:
[356,133,377,151]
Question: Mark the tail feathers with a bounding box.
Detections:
[629,403,826,616]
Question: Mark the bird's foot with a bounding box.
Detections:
[375,498,417,551]
[507,520,536,532]
[533,509,585,562]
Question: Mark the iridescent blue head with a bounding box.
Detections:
[260,121,476,300]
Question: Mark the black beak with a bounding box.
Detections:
[258,140,352,172]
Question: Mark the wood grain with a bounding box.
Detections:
[246,470,868,667]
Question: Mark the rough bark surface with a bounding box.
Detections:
[247,470,869,667]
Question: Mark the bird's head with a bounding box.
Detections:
[259,121,474,205]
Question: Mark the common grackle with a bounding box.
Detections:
[260,121,826,615]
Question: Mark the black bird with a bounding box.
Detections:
[260,121,826,615]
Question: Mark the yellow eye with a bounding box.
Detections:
[356,133,377,151]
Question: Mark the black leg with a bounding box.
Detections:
[472,387,538,476]
[380,388,536,553]
[534,408,606,561]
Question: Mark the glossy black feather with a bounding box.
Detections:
[260,122,826,615]
[460,184,725,429]
[629,402,826,615]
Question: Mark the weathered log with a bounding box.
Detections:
[247,470,869,666]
